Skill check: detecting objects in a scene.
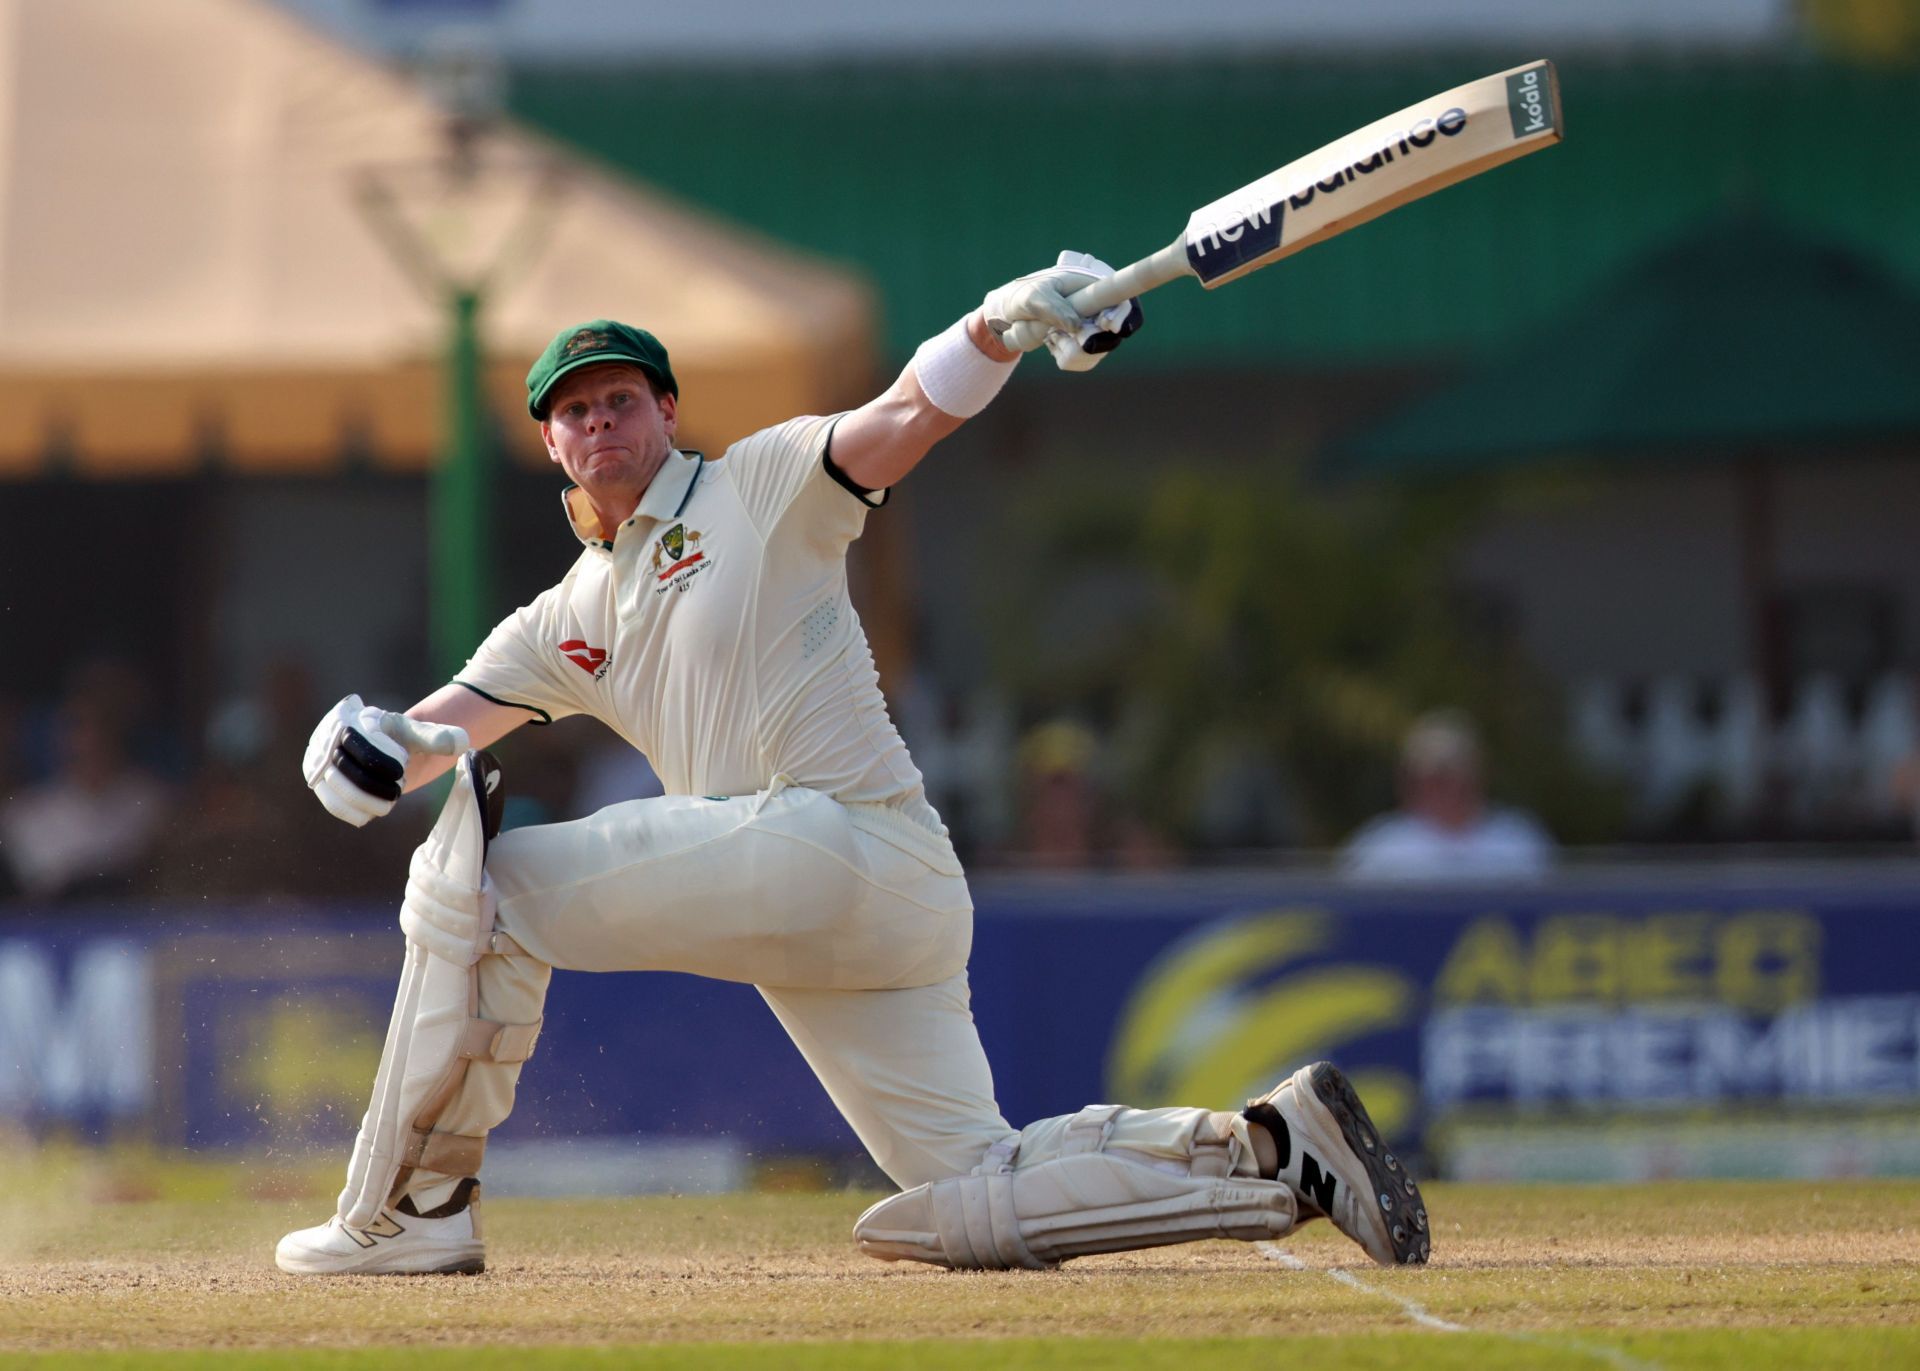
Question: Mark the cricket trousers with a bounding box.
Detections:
[399,779,1262,1209]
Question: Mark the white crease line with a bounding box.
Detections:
[1254,1242,1663,1371]
[1256,1242,1465,1331]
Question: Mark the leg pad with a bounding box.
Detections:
[337,752,533,1230]
[854,1106,1296,1270]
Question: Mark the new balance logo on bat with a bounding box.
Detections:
[1185,107,1469,282]
[1186,199,1287,278]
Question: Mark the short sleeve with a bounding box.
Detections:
[723,413,871,544]
[1337,815,1408,879]
[452,584,588,725]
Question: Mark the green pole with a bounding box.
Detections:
[433,286,491,682]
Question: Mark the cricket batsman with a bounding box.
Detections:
[275,253,1429,1276]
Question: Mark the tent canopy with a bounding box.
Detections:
[0,0,876,478]
[1332,211,1920,476]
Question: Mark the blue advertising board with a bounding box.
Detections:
[969,874,1920,1178]
[4,870,1918,1178]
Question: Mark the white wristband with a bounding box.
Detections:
[910,316,1018,418]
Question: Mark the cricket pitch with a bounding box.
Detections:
[1,1148,1915,1369]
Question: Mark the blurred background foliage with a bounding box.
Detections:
[985,463,1625,850]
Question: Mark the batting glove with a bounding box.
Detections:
[982,250,1145,372]
[302,694,470,827]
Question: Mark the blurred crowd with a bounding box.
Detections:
[5,655,1918,908]
[0,654,692,905]
[0,657,371,904]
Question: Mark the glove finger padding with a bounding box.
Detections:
[995,251,1144,370]
[980,276,1085,342]
[312,778,392,828]
[981,249,1129,341]
[1045,297,1145,373]
[302,694,361,789]
[303,697,467,829]
[304,695,400,827]
[337,726,406,801]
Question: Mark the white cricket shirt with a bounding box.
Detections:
[456,414,940,829]
[1338,808,1555,882]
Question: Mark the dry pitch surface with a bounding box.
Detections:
[1,1151,1916,1369]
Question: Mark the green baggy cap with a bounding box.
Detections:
[526,320,678,418]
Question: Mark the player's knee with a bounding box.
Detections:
[479,823,542,903]
[872,1119,1019,1191]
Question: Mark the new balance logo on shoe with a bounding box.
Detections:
[1299,1153,1338,1214]
[345,1213,406,1250]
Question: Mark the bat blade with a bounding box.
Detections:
[1182,60,1562,289]
[1016,60,1563,344]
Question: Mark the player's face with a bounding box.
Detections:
[541,363,678,507]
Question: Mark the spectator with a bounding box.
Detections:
[153,656,417,899]
[0,693,170,900]
[1012,718,1102,867]
[1339,709,1555,883]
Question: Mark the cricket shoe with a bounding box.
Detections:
[1244,1063,1430,1266]
[275,1179,485,1275]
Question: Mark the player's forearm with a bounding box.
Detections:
[400,684,529,793]
[401,747,462,794]
[831,312,1014,490]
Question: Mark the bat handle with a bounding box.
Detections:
[1000,241,1191,354]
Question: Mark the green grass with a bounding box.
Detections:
[1,1146,1915,1368]
[10,1331,1920,1371]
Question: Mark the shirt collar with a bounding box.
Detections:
[635,449,705,523]
[560,450,705,551]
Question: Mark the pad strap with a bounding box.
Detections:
[488,931,531,958]
[974,1133,1022,1176]
[458,1017,543,1065]
[407,1130,486,1177]
[1061,1104,1124,1156]
[388,1018,539,1190]
[1189,1112,1236,1179]
[936,1170,1047,1270]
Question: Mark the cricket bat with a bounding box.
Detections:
[1006,60,1562,346]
